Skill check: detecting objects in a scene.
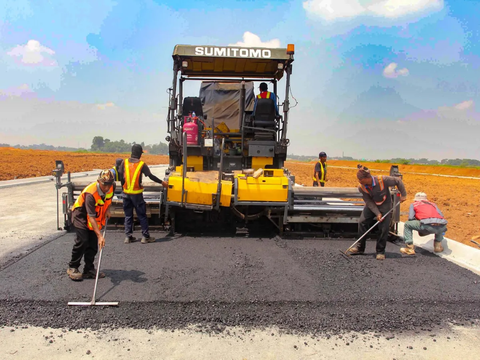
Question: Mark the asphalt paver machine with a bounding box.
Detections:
[55,43,403,238]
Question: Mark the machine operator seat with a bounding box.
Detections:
[182,97,204,123]
[252,98,277,129]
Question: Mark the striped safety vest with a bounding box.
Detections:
[257,91,272,99]
[71,182,114,230]
[360,176,387,205]
[123,159,145,194]
[313,161,327,184]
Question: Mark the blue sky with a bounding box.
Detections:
[1,0,479,160]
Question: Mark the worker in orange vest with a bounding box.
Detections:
[253,82,279,115]
[118,144,167,244]
[67,169,115,281]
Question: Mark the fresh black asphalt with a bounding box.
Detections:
[1,231,479,336]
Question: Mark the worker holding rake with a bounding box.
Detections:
[348,165,407,260]
[67,169,115,281]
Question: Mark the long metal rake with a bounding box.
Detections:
[68,224,118,306]
[340,201,401,258]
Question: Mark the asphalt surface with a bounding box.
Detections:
[1,230,479,336]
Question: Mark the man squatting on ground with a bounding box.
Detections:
[400,192,447,255]
[313,151,327,187]
[67,169,115,281]
[348,164,407,260]
[118,144,167,244]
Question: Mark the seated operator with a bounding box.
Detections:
[253,82,279,116]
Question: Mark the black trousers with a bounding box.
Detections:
[313,181,325,187]
[357,202,392,254]
[69,226,98,273]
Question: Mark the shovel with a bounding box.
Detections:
[68,222,118,306]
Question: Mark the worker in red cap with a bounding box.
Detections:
[313,151,327,187]
[118,144,167,244]
[67,169,115,281]
[349,164,407,260]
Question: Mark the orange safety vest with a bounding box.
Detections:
[360,176,387,205]
[257,91,271,99]
[71,182,114,230]
[123,159,145,194]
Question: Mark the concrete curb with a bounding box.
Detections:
[398,222,480,276]
[0,165,168,189]
[0,171,102,189]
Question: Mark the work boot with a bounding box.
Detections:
[400,244,415,256]
[376,254,385,261]
[82,269,106,279]
[124,236,137,244]
[434,241,444,253]
[141,236,155,244]
[67,268,83,281]
[347,246,364,255]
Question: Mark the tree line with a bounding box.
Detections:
[288,154,480,167]
[90,136,168,155]
[0,137,169,155]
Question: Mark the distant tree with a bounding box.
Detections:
[91,136,105,151]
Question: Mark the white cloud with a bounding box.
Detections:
[453,100,474,111]
[7,40,57,67]
[0,84,34,98]
[303,0,443,21]
[229,32,281,48]
[383,62,409,78]
[96,102,116,110]
[438,100,475,113]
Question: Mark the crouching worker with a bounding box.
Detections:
[400,192,447,255]
[67,169,115,281]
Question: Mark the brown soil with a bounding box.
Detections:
[1,147,168,180]
[2,148,478,247]
[285,160,480,248]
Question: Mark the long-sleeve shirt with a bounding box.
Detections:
[408,201,448,225]
[358,175,407,216]
[253,91,279,115]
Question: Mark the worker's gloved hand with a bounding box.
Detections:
[98,234,105,250]
[400,196,407,203]
[376,213,383,222]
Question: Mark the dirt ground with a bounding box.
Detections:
[2,148,479,247]
[286,159,480,247]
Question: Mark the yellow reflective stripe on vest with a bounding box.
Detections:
[124,159,145,194]
[257,92,271,99]
[318,161,326,183]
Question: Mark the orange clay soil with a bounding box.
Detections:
[285,159,480,248]
[2,148,479,247]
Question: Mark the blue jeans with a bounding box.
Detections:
[403,220,447,245]
[123,193,150,238]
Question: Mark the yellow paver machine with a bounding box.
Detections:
[56,44,402,237]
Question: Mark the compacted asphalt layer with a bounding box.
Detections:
[1,230,479,336]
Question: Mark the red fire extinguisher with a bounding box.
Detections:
[183,119,198,145]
